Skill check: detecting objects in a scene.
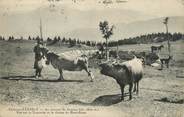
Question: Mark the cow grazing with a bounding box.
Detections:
[99,56,143,100]
[151,45,164,53]
[42,48,95,82]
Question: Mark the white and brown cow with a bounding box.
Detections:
[42,48,95,82]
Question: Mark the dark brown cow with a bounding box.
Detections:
[99,56,143,100]
[151,45,164,53]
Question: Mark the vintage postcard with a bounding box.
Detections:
[0,0,184,117]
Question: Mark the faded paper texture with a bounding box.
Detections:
[0,0,184,117]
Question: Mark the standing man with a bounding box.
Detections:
[33,40,43,77]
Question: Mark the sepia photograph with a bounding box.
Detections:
[0,0,184,116]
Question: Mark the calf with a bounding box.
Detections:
[160,55,172,69]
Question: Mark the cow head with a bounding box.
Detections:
[160,45,164,48]
[44,52,59,65]
[40,47,50,65]
[45,53,50,65]
[99,62,114,76]
[41,47,49,56]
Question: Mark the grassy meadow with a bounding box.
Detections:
[0,40,184,117]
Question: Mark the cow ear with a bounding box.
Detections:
[113,64,123,69]
[112,64,118,67]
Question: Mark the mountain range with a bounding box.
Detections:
[65,16,184,41]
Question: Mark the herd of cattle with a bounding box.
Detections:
[35,44,171,101]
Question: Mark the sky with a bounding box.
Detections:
[0,0,183,16]
[0,0,184,40]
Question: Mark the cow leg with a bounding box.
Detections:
[35,68,39,78]
[38,69,41,77]
[38,68,43,78]
[58,69,64,80]
[133,82,136,92]
[129,83,133,100]
[120,84,125,101]
[84,67,94,82]
[161,60,164,69]
[158,48,160,52]
[136,81,139,95]
[166,61,169,68]
[88,71,94,82]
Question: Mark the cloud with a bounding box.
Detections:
[0,0,48,13]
